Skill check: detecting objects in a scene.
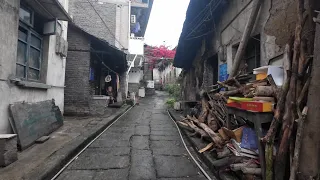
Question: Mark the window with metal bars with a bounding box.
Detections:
[16,6,43,81]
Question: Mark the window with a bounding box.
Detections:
[19,6,33,25]
[16,6,43,81]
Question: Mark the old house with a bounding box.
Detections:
[64,0,130,115]
[0,0,70,133]
[65,24,127,115]
[65,0,152,114]
[175,0,318,102]
[153,61,182,88]
[127,0,153,95]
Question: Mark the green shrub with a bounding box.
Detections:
[164,84,181,100]
[166,98,176,108]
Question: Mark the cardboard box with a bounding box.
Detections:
[241,101,273,112]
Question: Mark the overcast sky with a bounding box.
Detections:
[144,0,190,49]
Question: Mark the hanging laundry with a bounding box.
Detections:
[132,22,141,33]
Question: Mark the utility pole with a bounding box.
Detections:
[229,0,263,78]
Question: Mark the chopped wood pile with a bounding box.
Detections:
[177,1,313,179]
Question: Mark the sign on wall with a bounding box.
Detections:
[219,63,228,81]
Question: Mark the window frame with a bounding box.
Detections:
[19,5,34,27]
[17,8,43,82]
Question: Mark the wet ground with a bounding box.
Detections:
[57,91,207,180]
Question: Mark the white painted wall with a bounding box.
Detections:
[0,0,69,133]
[115,0,130,49]
[153,69,160,81]
[157,64,182,85]
[128,68,143,83]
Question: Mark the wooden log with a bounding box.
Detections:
[262,42,293,180]
[186,121,209,139]
[199,142,214,153]
[252,81,268,88]
[296,39,307,98]
[217,81,237,90]
[177,121,194,132]
[261,42,293,143]
[297,77,311,110]
[212,156,244,168]
[275,1,304,179]
[207,112,219,132]
[241,167,262,175]
[221,84,254,97]
[289,107,308,180]
[254,86,275,97]
[229,0,263,78]
[189,116,223,148]
[198,98,209,123]
[252,97,275,102]
[217,146,231,159]
[267,74,280,98]
[230,161,258,171]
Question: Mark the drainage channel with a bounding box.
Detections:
[50,106,134,180]
[167,110,214,180]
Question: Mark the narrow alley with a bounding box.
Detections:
[56,92,207,180]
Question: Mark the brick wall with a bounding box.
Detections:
[64,27,91,115]
[69,0,117,46]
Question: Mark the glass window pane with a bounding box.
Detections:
[16,64,25,78]
[19,7,31,24]
[31,34,41,48]
[28,68,40,80]
[18,27,27,41]
[29,48,41,69]
[17,41,27,64]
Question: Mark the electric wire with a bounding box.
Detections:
[185,0,223,39]
[85,0,126,49]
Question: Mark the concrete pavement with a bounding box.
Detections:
[57,92,207,180]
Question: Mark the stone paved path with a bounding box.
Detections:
[57,92,206,180]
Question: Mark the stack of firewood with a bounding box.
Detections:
[178,93,228,148]
[216,74,277,102]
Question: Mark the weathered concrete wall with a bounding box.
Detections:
[64,27,91,115]
[217,0,282,74]
[128,67,142,83]
[0,0,68,133]
[0,0,19,80]
[115,1,130,50]
[161,65,182,85]
[181,68,197,101]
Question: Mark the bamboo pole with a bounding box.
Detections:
[229,0,263,78]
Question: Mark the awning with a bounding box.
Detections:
[24,0,72,21]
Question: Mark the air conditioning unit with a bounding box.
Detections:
[131,15,136,24]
